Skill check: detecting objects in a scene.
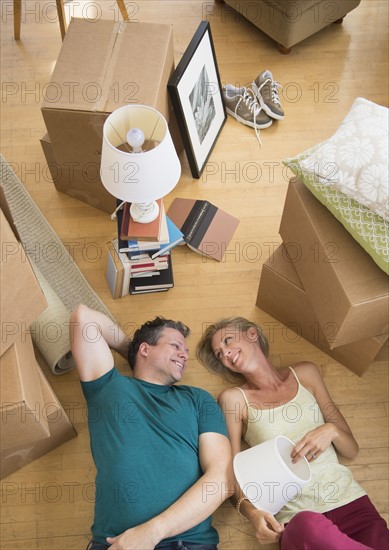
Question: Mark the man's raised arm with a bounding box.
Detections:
[69,304,130,382]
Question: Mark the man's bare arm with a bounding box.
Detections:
[69,304,130,381]
[106,432,234,549]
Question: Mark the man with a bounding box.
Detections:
[70,304,233,550]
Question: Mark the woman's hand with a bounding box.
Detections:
[291,362,359,460]
[248,508,284,544]
[291,423,337,463]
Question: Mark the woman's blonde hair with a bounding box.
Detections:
[196,317,269,383]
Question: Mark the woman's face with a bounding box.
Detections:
[211,325,260,374]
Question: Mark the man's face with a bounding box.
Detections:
[143,327,189,385]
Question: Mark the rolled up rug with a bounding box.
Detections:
[29,260,77,375]
[1,154,117,374]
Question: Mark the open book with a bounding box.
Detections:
[167,198,239,261]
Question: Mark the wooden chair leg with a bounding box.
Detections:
[14,0,125,42]
[13,0,21,40]
[56,0,67,40]
[14,0,66,41]
[116,0,129,21]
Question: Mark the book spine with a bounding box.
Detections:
[131,264,167,273]
[130,288,169,295]
[121,264,131,296]
[151,242,180,260]
[131,271,161,278]
[105,242,122,299]
[111,238,132,296]
[181,201,218,249]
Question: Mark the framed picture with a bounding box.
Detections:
[168,21,226,179]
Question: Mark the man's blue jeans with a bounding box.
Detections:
[86,540,217,550]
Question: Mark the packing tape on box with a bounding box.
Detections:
[29,260,76,375]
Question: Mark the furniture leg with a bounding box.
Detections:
[277,43,292,54]
[13,0,21,40]
[14,0,127,41]
[56,0,67,40]
[116,0,129,21]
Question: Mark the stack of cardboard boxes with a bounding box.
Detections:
[257,178,389,375]
[0,208,77,479]
[2,18,182,476]
[40,18,181,214]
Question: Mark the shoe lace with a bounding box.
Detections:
[235,87,263,146]
[258,77,282,106]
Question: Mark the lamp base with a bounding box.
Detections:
[130,201,160,223]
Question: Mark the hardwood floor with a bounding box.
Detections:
[1,1,388,548]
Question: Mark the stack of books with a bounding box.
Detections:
[105,200,184,297]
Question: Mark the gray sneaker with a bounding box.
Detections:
[252,70,284,120]
[223,84,273,129]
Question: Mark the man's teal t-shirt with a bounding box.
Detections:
[81,368,227,544]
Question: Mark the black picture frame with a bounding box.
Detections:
[168,21,226,179]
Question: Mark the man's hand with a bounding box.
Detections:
[106,520,161,549]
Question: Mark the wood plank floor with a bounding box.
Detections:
[1,1,388,548]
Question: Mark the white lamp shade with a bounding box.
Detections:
[233,436,311,515]
[100,105,181,203]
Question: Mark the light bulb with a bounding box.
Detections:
[126,128,145,153]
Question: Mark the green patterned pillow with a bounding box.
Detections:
[283,148,389,274]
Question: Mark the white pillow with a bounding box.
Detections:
[298,98,389,221]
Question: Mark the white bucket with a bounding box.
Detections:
[233,435,311,515]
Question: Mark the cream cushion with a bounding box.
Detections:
[298,97,389,221]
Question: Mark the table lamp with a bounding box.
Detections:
[100,104,181,223]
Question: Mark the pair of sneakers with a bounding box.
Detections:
[222,70,284,144]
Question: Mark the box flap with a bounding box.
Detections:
[284,179,388,302]
[0,186,20,241]
[265,245,304,290]
[0,335,50,447]
[0,209,48,355]
[42,19,173,114]
[1,361,77,479]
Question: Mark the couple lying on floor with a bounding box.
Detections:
[70,305,388,550]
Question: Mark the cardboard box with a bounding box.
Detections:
[279,178,389,348]
[256,244,388,376]
[374,339,388,362]
[41,18,175,213]
[1,334,50,447]
[1,363,77,479]
[0,209,48,355]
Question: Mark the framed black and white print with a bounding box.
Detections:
[168,21,226,179]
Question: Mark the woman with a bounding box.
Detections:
[196,317,388,550]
